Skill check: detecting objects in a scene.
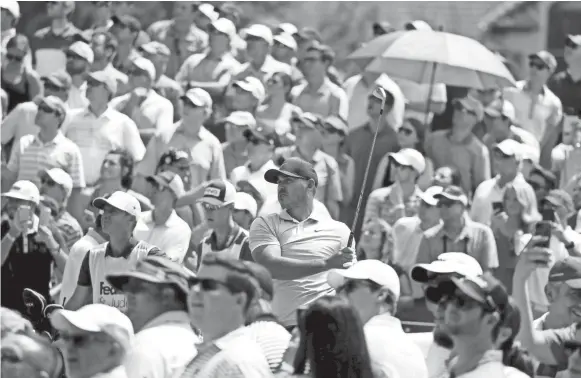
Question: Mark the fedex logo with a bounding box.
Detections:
[99,281,120,295]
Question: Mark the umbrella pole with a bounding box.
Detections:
[423,61,438,127]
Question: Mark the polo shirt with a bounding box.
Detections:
[136,122,226,189]
[503,81,563,141]
[258,197,331,219]
[448,350,530,378]
[30,23,82,76]
[233,55,292,82]
[425,130,491,195]
[109,89,174,137]
[290,77,349,121]
[230,159,279,201]
[7,132,85,189]
[416,217,499,270]
[548,70,581,113]
[133,210,191,263]
[63,107,145,185]
[175,51,241,85]
[249,208,351,326]
[364,183,423,226]
[68,82,89,110]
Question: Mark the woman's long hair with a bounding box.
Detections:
[357,218,393,264]
[503,181,541,233]
[293,296,374,378]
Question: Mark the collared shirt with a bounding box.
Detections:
[68,82,89,110]
[56,210,83,251]
[175,51,241,85]
[147,20,209,79]
[416,217,499,270]
[136,122,226,189]
[7,132,85,188]
[470,173,530,226]
[178,326,272,378]
[425,130,491,195]
[30,22,82,76]
[193,225,253,271]
[290,77,349,121]
[124,311,200,378]
[109,89,174,137]
[407,332,452,378]
[548,70,581,113]
[364,183,423,226]
[133,210,191,263]
[249,208,351,326]
[503,80,563,142]
[364,313,429,378]
[230,159,279,201]
[233,55,292,82]
[63,107,145,185]
[59,228,106,305]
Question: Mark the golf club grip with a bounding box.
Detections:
[348,232,354,248]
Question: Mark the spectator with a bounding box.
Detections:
[416,185,499,272]
[432,165,463,189]
[1,34,42,112]
[222,110,256,174]
[1,181,68,314]
[107,256,200,378]
[179,255,273,378]
[50,304,134,378]
[64,191,165,311]
[528,164,556,208]
[271,33,297,66]
[139,41,183,122]
[147,2,210,78]
[548,35,581,114]
[470,88,502,140]
[134,88,225,196]
[249,157,354,328]
[110,14,143,75]
[290,42,348,121]
[357,218,393,264]
[1,1,20,56]
[233,191,258,231]
[274,112,343,219]
[2,331,64,378]
[3,96,85,196]
[193,4,219,33]
[373,118,434,191]
[110,57,174,144]
[256,71,301,139]
[63,71,144,189]
[89,30,130,96]
[364,148,426,226]
[327,260,428,378]
[425,96,491,195]
[30,1,80,77]
[234,24,292,81]
[134,172,191,263]
[110,2,150,47]
[552,110,581,188]
[471,139,533,226]
[567,174,581,231]
[85,1,114,35]
[64,41,94,110]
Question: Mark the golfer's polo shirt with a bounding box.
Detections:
[249,208,351,326]
[291,77,349,121]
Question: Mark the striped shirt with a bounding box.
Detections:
[6,132,85,188]
[245,320,291,372]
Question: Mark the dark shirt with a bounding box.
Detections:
[548,70,581,113]
[1,221,54,314]
[30,23,82,68]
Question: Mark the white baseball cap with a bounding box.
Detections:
[244,24,274,45]
[234,192,258,218]
[411,252,483,283]
[146,171,185,199]
[223,111,257,128]
[50,304,134,353]
[389,148,426,175]
[1,0,20,19]
[39,168,73,199]
[327,260,400,300]
[197,3,219,22]
[494,139,523,160]
[92,191,141,217]
[273,33,298,51]
[2,180,40,205]
[233,77,266,103]
[211,18,236,39]
[418,186,444,206]
[131,57,156,81]
[276,23,298,36]
[67,41,95,64]
[485,100,516,124]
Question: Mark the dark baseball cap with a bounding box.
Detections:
[528,50,557,71]
[242,261,274,301]
[41,71,72,90]
[111,15,141,32]
[548,257,581,289]
[264,157,319,187]
[434,185,469,206]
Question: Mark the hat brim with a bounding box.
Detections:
[92,197,131,214]
[411,263,454,283]
[180,95,207,108]
[327,268,374,289]
[196,197,233,207]
[565,279,581,289]
[389,153,413,167]
[233,80,255,94]
[106,271,169,292]
[450,276,487,304]
[50,309,102,333]
[41,76,65,89]
[264,168,303,184]
[493,145,516,157]
[434,192,467,205]
[1,191,38,204]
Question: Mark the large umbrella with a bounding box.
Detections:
[348,30,515,90]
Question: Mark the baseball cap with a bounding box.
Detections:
[548,257,581,289]
[295,27,322,43]
[67,41,94,64]
[107,256,196,295]
[197,179,237,207]
[243,127,279,147]
[264,157,319,187]
[38,96,67,117]
[88,70,118,96]
[233,77,266,103]
[327,260,401,300]
[1,0,20,19]
[291,112,320,129]
[434,185,469,206]
[411,252,483,283]
[276,23,298,36]
[418,186,444,206]
[234,192,258,218]
[130,57,156,81]
[2,180,40,205]
[322,115,348,136]
[529,50,557,71]
[244,24,273,45]
[543,189,575,214]
[39,168,73,199]
[223,111,257,128]
[197,3,219,22]
[453,96,484,122]
[50,304,134,353]
[146,171,185,199]
[485,100,516,123]
[181,87,213,109]
[139,41,171,57]
[273,33,298,51]
[448,274,511,313]
[493,139,523,160]
[111,14,142,32]
[405,20,433,31]
[389,148,426,175]
[243,261,274,300]
[41,71,72,90]
[93,191,141,217]
[566,35,581,47]
[520,144,540,164]
[210,18,236,39]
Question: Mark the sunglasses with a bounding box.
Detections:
[6,53,25,63]
[188,277,230,292]
[245,134,268,146]
[41,177,57,187]
[445,292,482,310]
[398,127,415,136]
[566,39,580,49]
[202,203,222,212]
[529,61,548,70]
[127,69,146,77]
[564,341,581,353]
[453,102,477,117]
[337,279,378,294]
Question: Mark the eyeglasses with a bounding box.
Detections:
[60,333,104,348]
[529,61,548,70]
[6,53,25,63]
[41,177,57,187]
[398,127,415,136]
[445,293,482,310]
[188,277,230,292]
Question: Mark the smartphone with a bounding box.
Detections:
[39,207,51,227]
[534,221,552,249]
[17,205,32,224]
[541,208,556,222]
[492,202,503,213]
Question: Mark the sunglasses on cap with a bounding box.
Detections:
[529,60,548,70]
[201,202,223,212]
[453,101,477,117]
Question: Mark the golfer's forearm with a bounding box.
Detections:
[256,256,327,280]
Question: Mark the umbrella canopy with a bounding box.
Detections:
[348,30,515,89]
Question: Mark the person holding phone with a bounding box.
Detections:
[1,180,68,314]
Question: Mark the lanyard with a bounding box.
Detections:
[442,235,469,254]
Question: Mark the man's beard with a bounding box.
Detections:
[433,328,454,349]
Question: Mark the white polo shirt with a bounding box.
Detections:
[249,207,351,326]
[133,210,191,263]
